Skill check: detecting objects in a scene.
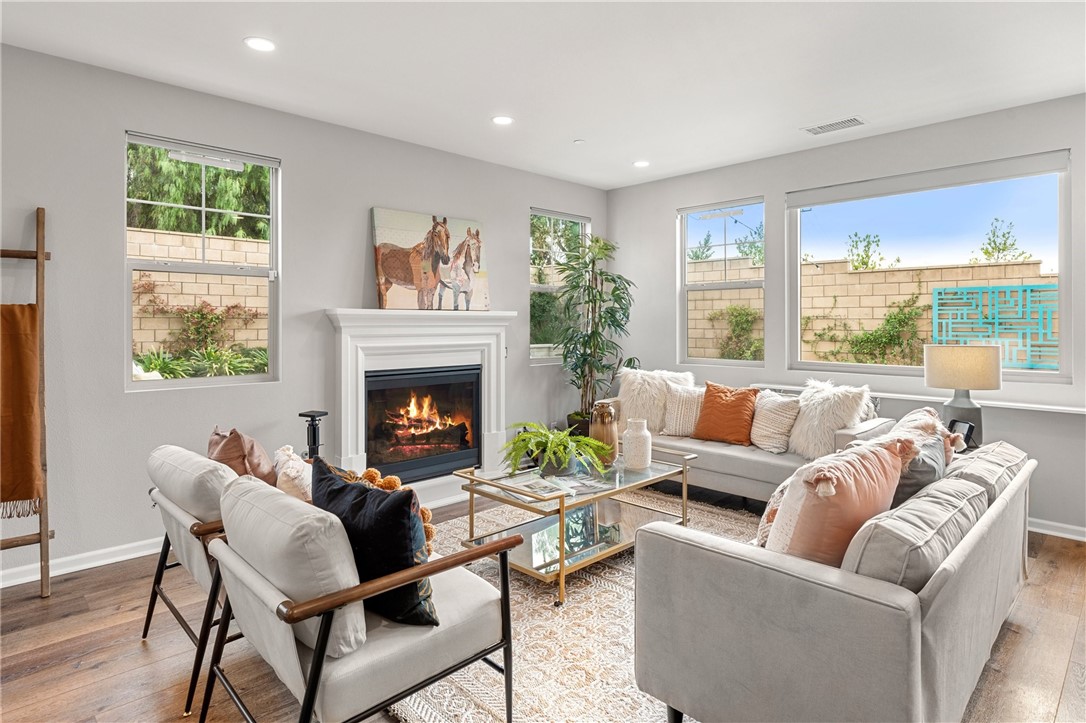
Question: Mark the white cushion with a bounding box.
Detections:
[147,444,236,523]
[944,441,1029,505]
[842,478,988,592]
[750,390,800,454]
[220,475,367,657]
[788,380,871,460]
[296,564,502,722]
[617,368,695,434]
[661,381,705,437]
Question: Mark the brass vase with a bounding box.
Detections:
[589,401,618,465]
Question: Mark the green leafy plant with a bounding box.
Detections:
[846,233,899,271]
[238,346,269,374]
[529,290,567,346]
[556,234,639,417]
[686,230,715,261]
[707,305,764,361]
[501,422,613,475]
[734,221,765,266]
[133,349,192,379]
[971,217,1031,263]
[802,282,931,366]
[187,346,255,377]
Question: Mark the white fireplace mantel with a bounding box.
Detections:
[325,309,517,477]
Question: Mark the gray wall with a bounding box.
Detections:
[607,95,1086,535]
[1,47,598,574]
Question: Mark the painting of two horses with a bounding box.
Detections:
[373,207,489,311]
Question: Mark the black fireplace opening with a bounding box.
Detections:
[364,364,481,483]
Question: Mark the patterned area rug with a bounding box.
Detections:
[390,488,759,723]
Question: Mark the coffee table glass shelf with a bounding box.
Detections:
[455,454,693,605]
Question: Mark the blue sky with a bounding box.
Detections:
[686,174,1059,272]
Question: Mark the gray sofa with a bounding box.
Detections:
[604,394,895,501]
[633,455,1036,723]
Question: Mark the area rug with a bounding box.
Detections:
[390,488,759,723]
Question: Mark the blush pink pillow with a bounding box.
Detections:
[766,439,917,567]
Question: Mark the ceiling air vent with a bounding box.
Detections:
[802,117,866,136]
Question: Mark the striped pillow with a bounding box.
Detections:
[661,382,705,437]
[750,389,800,454]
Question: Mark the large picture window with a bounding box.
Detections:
[529,209,588,360]
[680,198,766,363]
[126,133,280,387]
[788,151,1067,377]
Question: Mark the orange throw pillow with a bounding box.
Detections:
[691,383,759,446]
[208,426,277,486]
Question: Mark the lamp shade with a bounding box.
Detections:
[923,344,1002,391]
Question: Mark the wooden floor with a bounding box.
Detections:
[2,504,1083,722]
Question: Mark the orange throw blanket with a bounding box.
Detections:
[1,304,43,518]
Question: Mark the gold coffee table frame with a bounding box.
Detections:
[455,450,695,605]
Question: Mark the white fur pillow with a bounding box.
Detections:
[788,379,871,460]
[617,368,695,434]
[661,382,705,437]
[750,390,801,454]
[274,445,313,502]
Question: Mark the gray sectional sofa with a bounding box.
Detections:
[634,447,1036,723]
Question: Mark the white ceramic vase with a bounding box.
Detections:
[622,418,652,471]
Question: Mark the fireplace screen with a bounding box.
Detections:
[365,365,481,483]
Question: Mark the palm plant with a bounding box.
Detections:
[556,234,638,418]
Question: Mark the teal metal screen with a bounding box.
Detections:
[932,284,1058,370]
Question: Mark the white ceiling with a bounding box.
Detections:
[3,2,1084,190]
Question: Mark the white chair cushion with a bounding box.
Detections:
[297,563,502,721]
[220,475,367,657]
[147,444,236,523]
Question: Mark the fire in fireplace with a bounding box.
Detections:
[365,365,481,483]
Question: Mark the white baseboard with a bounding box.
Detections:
[1029,517,1086,542]
[0,536,162,589]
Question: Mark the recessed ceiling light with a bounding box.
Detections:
[633,160,650,168]
[573,139,586,145]
[491,116,514,126]
[244,37,276,52]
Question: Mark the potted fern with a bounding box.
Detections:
[501,422,613,476]
[555,233,638,432]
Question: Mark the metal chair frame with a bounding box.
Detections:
[200,536,521,723]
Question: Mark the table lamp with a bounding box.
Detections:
[923,344,1001,445]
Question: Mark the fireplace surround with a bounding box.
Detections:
[325,309,516,494]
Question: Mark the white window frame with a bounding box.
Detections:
[785,150,1071,383]
[678,196,766,367]
[124,132,282,391]
[529,207,590,364]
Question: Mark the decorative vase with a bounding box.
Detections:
[622,418,651,471]
[589,401,618,465]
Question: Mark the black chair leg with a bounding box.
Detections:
[499,550,514,723]
[184,566,222,716]
[199,596,233,723]
[141,534,171,639]
[666,705,683,723]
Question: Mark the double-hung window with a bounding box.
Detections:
[126,133,280,388]
[679,198,766,364]
[529,209,589,360]
[787,151,1068,379]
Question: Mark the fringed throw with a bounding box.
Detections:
[1,304,43,518]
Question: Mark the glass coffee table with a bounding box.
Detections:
[455,453,694,605]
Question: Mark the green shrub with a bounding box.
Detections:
[187,347,255,377]
[133,349,192,379]
[708,305,764,361]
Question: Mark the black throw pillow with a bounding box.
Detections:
[311,457,438,626]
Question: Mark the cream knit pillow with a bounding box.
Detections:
[750,390,801,454]
[661,382,705,437]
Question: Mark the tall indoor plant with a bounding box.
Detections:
[556,233,637,425]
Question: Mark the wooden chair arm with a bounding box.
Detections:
[190,519,225,538]
[276,535,523,624]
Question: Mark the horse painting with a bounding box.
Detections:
[374,215,451,309]
[437,227,483,311]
